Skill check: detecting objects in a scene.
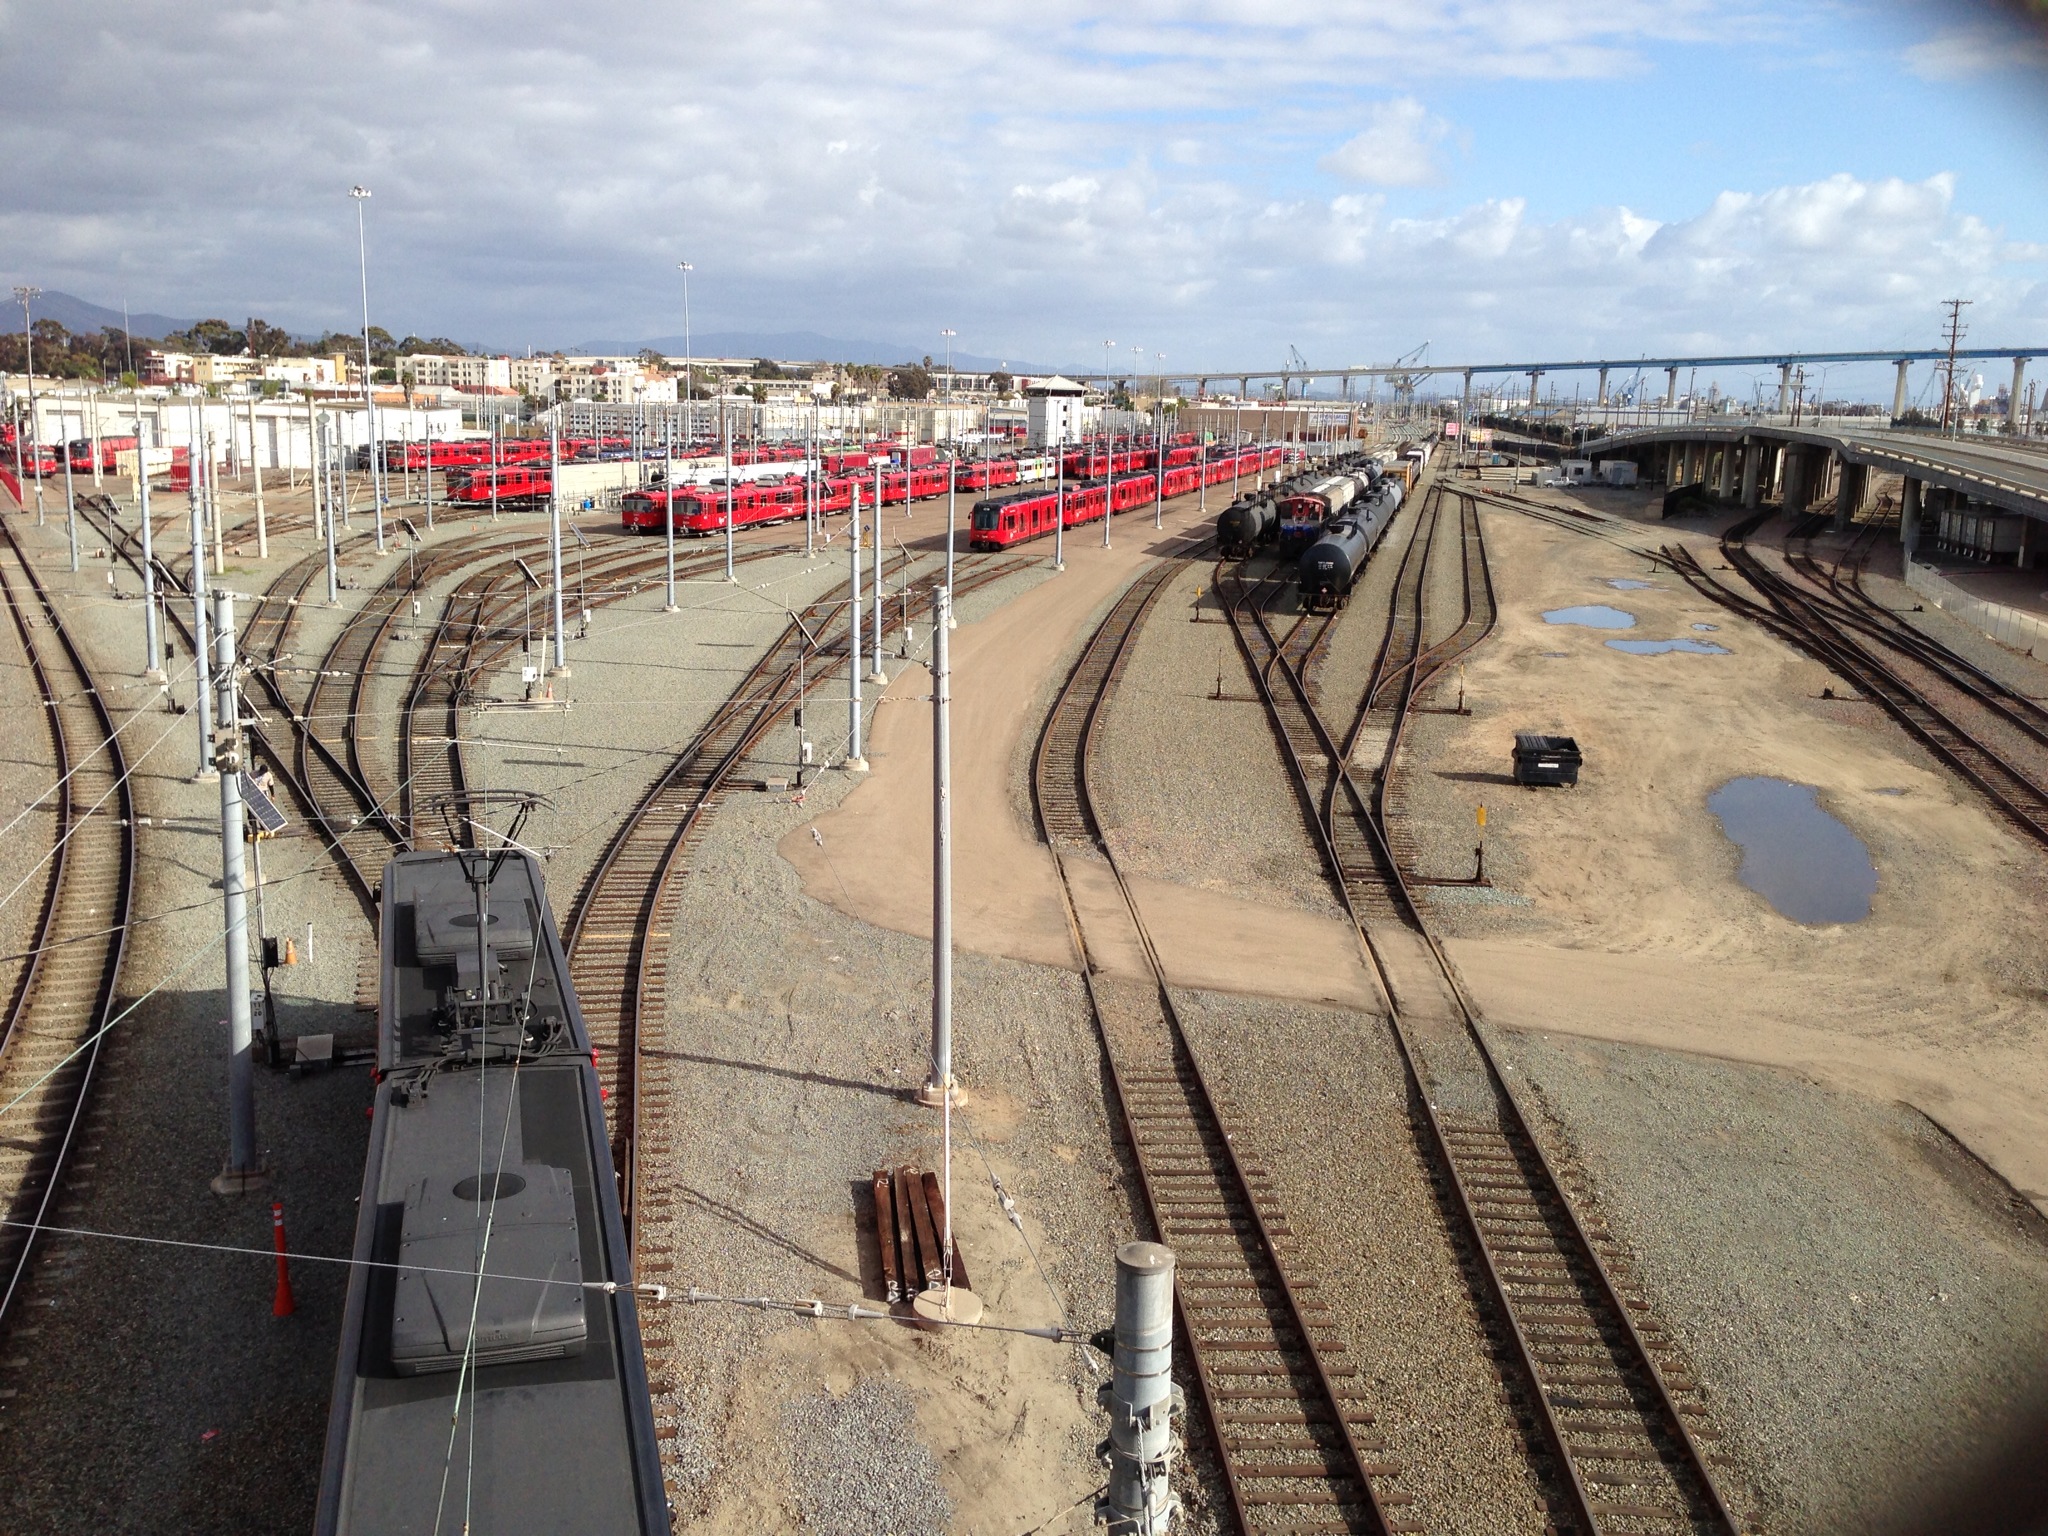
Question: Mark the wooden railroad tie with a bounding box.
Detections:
[869,1166,972,1304]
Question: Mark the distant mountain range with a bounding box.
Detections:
[0,289,195,339]
[1,294,1068,373]
[574,329,1051,372]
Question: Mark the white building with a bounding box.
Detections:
[1025,375,1094,447]
[397,353,512,391]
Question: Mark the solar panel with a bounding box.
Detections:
[240,772,288,837]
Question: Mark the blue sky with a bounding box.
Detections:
[1,0,2044,399]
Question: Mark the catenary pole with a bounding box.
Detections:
[920,584,954,1106]
[137,435,162,680]
[210,587,261,1188]
[723,409,736,582]
[188,463,215,780]
[846,485,867,771]
[1054,445,1065,570]
[350,186,385,553]
[549,413,567,674]
[250,397,268,557]
[62,417,78,572]
[663,412,678,611]
[870,470,885,683]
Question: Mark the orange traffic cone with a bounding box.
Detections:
[271,1201,296,1318]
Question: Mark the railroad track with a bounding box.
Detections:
[1035,539,1418,1536]
[568,549,1029,1510]
[1665,532,2048,855]
[1216,486,1742,1536]
[0,519,137,1332]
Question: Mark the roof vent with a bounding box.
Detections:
[390,1162,587,1375]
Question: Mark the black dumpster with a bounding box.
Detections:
[1513,732,1581,787]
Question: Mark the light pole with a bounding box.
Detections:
[1154,353,1167,529]
[1104,340,1115,441]
[349,186,384,552]
[678,261,693,444]
[15,286,44,523]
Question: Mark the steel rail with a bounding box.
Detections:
[1033,539,1414,1536]
[1222,482,1741,1536]
[0,520,137,1333]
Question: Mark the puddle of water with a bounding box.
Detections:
[1606,578,1656,590]
[1692,622,1720,632]
[1543,604,1636,629]
[1606,637,1731,655]
[1708,776,1876,924]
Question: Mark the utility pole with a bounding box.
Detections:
[1099,1242,1180,1533]
[1939,298,1971,437]
[208,587,264,1192]
[1054,448,1066,571]
[61,417,78,572]
[919,585,954,1108]
[846,485,867,771]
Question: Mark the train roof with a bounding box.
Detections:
[317,850,664,1536]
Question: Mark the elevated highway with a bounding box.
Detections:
[1581,422,2048,564]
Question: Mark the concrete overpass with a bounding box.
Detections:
[1081,346,2046,421]
[1581,422,2048,566]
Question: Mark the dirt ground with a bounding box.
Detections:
[1399,493,2048,1217]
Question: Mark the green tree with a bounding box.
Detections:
[889,364,933,400]
[750,357,785,380]
[245,318,294,356]
[989,370,1013,396]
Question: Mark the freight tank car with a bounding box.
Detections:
[1275,467,1373,549]
[316,848,666,1536]
[1215,494,1277,557]
[1298,475,1404,612]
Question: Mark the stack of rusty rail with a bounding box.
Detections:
[871,1167,971,1304]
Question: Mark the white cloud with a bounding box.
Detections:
[0,0,2033,372]
[1321,99,1453,187]
[1904,23,2048,80]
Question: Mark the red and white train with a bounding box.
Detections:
[968,446,1284,550]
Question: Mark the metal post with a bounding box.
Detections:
[351,186,385,553]
[324,435,340,604]
[14,286,44,524]
[945,447,957,613]
[1101,1241,1179,1534]
[920,586,954,1106]
[207,431,225,574]
[1153,401,1163,529]
[1054,451,1066,570]
[62,422,78,572]
[209,587,262,1189]
[189,470,216,780]
[846,486,867,771]
[723,411,736,582]
[805,407,817,559]
[549,416,568,675]
[250,398,268,557]
[870,483,886,683]
[138,443,162,681]
[663,415,678,611]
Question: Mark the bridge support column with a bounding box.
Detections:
[2011,358,2030,432]
[1664,441,1680,485]
[1893,359,1911,423]
[1597,366,1609,407]
[1716,442,1736,499]
[1833,461,1865,532]
[1665,366,1679,410]
[1783,448,1808,513]
[1462,369,1473,419]
[1528,370,1541,411]
[1901,477,1922,557]
[1740,440,1760,508]
[1777,363,1793,416]
[2018,514,2037,571]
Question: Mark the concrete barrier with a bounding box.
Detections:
[1903,556,2048,655]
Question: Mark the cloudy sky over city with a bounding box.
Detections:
[3,0,2046,396]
